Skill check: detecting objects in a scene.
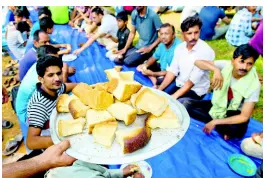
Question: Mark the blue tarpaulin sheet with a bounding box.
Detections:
[49,24,263,178]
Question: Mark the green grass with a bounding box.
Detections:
[206,40,263,122]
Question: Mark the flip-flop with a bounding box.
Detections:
[3,134,23,156]
[2,120,13,129]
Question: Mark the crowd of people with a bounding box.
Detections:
[2,6,263,178]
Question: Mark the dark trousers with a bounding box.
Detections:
[183,100,249,139]
[123,47,153,66]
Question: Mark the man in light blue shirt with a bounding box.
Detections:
[137,23,181,88]
[225,6,255,47]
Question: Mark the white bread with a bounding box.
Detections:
[114,98,132,106]
[104,68,134,81]
[146,106,181,129]
[84,89,114,110]
[72,83,93,98]
[58,118,86,137]
[86,109,116,134]
[130,88,147,115]
[104,68,120,81]
[135,88,168,116]
[56,94,79,113]
[69,99,90,119]
[107,102,137,126]
[115,127,152,154]
[119,71,134,81]
[112,79,142,102]
[92,121,118,147]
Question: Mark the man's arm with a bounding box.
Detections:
[26,127,53,150]
[73,32,102,55]
[222,16,231,24]
[158,71,176,91]
[171,80,194,99]
[51,44,72,55]
[136,37,161,55]
[105,34,118,43]
[3,140,76,178]
[65,83,78,93]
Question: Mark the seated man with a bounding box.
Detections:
[26,54,77,150]
[225,6,256,46]
[136,23,181,88]
[19,29,74,81]
[199,6,231,40]
[158,16,215,103]
[116,6,163,66]
[184,44,260,140]
[73,7,118,55]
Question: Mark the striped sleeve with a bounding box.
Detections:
[57,83,66,95]
[28,102,48,128]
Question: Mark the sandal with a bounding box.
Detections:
[3,134,23,156]
[2,120,13,129]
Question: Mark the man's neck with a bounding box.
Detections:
[165,38,175,49]
[119,25,126,31]
[139,7,147,17]
[41,85,57,97]
[232,72,242,80]
[186,44,194,51]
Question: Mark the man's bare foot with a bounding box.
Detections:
[68,67,76,76]
[148,76,157,86]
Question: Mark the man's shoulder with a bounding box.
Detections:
[197,39,214,52]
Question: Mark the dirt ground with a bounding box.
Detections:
[2,55,26,164]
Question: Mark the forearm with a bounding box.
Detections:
[153,71,167,77]
[123,32,135,50]
[214,114,249,125]
[194,60,217,71]
[27,136,53,150]
[158,72,175,90]
[3,156,50,178]
[80,34,98,51]
[172,80,194,98]
[110,36,118,43]
[145,57,157,67]
[65,83,78,93]
[148,37,161,51]
[87,22,97,34]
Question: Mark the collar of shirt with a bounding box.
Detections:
[36,82,58,101]
[181,39,202,53]
[138,7,149,19]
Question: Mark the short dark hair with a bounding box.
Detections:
[38,7,52,18]
[181,16,202,32]
[16,21,30,33]
[36,45,60,60]
[36,55,63,77]
[116,11,128,21]
[160,23,175,34]
[40,16,54,32]
[14,9,23,17]
[33,29,47,41]
[233,44,260,62]
[92,7,104,15]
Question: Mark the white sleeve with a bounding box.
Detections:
[244,84,261,103]
[167,47,180,76]
[189,66,205,84]
[17,31,25,44]
[98,16,110,35]
[214,60,231,70]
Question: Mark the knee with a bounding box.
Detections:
[182,100,194,110]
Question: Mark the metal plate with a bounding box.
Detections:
[50,88,190,165]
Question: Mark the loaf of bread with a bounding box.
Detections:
[116,127,152,154]
[107,102,137,126]
[112,79,142,102]
[58,118,86,137]
[135,88,168,116]
[69,99,90,119]
[130,88,147,115]
[86,109,116,134]
[146,106,181,129]
[92,121,118,147]
[56,94,79,113]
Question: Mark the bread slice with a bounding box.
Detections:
[130,88,147,115]
[146,106,181,129]
[86,109,116,134]
[115,127,152,154]
[104,68,135,81]
[69,99,90,119]
[92,121,118,147]
[114,98,132,106]
[72,83,93,98]
[84,89,114,110]
[57,94,79,113]
[107,102,137,126]
[135,88,168,116]
[58,118,86,137]
[112,79,142,102]
[104,68,121,81]
[119,71,134,81]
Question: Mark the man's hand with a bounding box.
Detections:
[39,140,76,169]
[137,64,147,72]
[68,21,74,27]
[123,164,140,177]
[118,48,127,55]
[65,44,72,54]
[73,48,83,55]
[105,34,112,38]
[211,69,223,90]
[2,86,9,104]
[203,120,217,134]
[141,69,154,76]
[133,172,145,178]
[252,132,263,145]
[136,47,151,55]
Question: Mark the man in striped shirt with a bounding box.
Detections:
[26,55,77,150]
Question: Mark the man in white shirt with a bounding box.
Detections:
[158,16,215,103]
[180,6,203,24]
[184,44,260,140]
[73,7,118,55]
